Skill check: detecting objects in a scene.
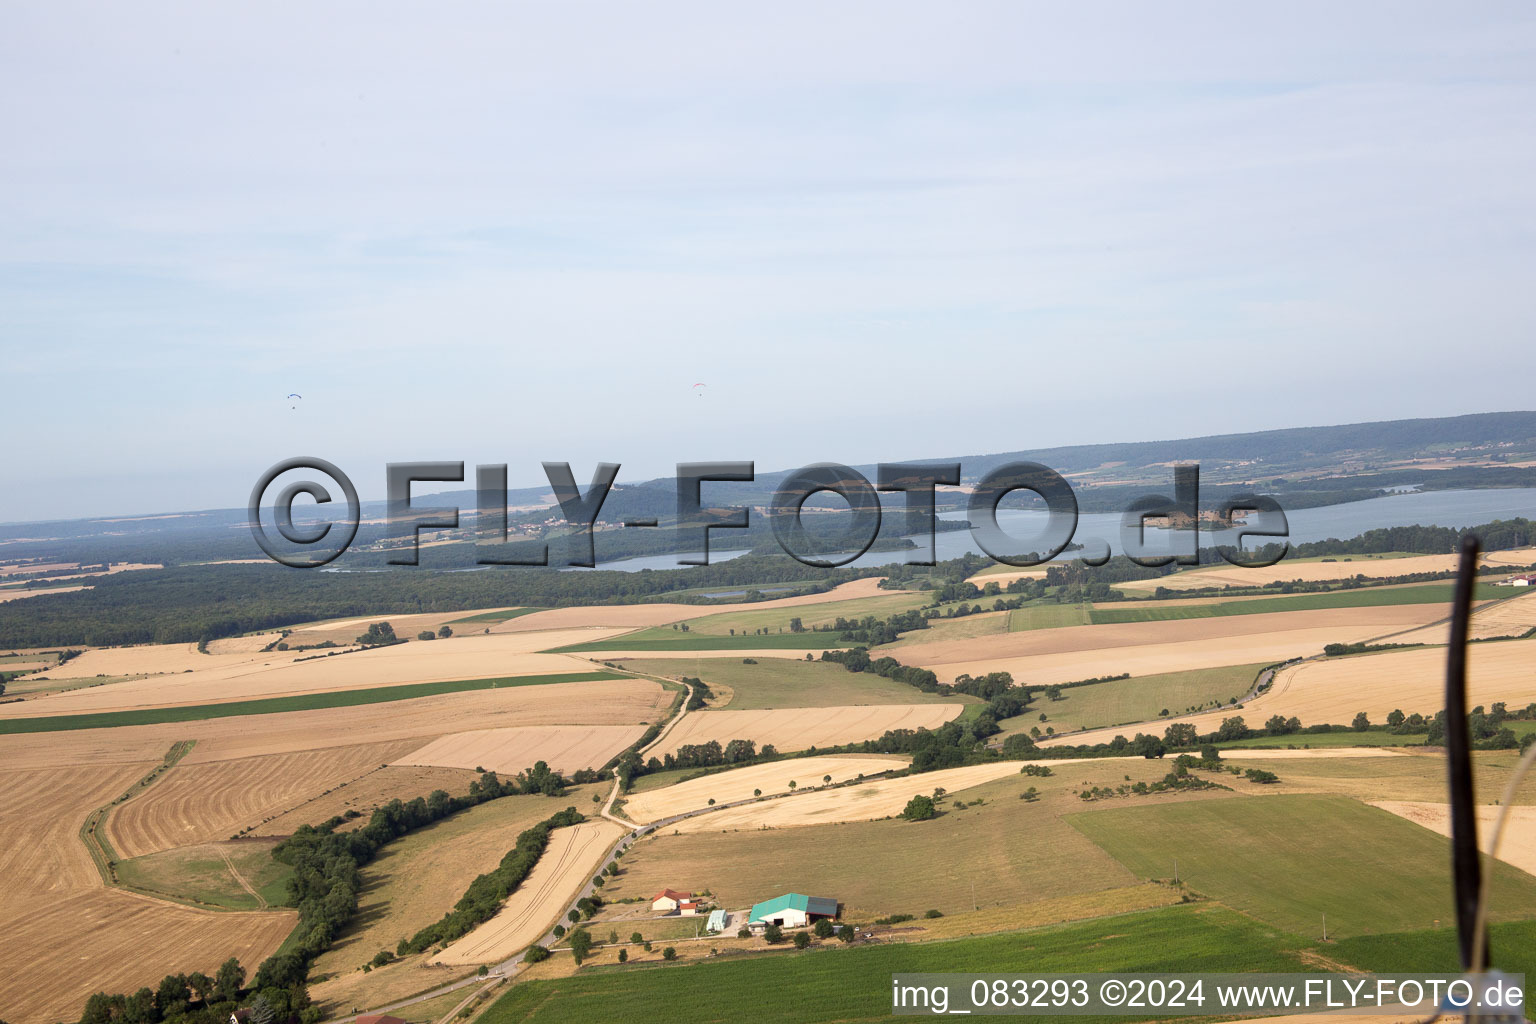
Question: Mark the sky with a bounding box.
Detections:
[4,2,1536,522]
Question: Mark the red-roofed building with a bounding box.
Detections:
[651,888,692,913]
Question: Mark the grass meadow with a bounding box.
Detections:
[1066,794,1536,939]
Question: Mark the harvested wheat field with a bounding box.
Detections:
[254,764,481,836]
[1372,801,1536,878]
[664,759,1049,834]
[8,630,619,717]
[0,677,674,770]
[312,786,603,977]
[621,755,910,822]
[895,606,1444,686]
[431,819,624,965]
[491,577,890,633]
[45,639,308,680]
[0,889,295,1024]
[1117,548,1536,593]
[0,584,90,602]
[108,740,419,857]
[1392,590,1536,645]
[1049,639,1536,748]
[281,608,521,647]
[0,759,297,1024]
[0,762,155,892]
[653,703,963,758]
[394,724,647,776]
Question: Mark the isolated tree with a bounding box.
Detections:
[607,930,619,945]
[568,929,593,964]
[617,948,628,963]
[629,931,643,945]
[793,931,811,949]
[823,775,832,785]
[813,918,835,938]
[763,924,784,944]
[837,924,855,942]
[438,625,452,638]
[753,788,762,797]
[1352,712,1371,732]
[662,946,677,961]
[788,780,796,790]
[417,630,435,641]
[553,924,566,938]
[900,794,936,821]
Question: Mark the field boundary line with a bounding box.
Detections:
[80,739,195,889]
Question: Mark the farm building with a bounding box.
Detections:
[651,888,692,913]
[1509,575,1535,587]
[749,893,838,929]
[679,900,701,916]
[707,909,728,933]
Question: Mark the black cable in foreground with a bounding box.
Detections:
[1444,534,1487,972]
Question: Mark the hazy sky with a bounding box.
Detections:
[4,3,1536,521]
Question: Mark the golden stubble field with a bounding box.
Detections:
[430,819,625,966]
[0,677,675,770]
[490,577,891,632]
[0,762,297,1024]
[5,629,623,717]
[1047,639,1536,747]
[394,724,647,776]
[660,759,1067,834]
[620,754,911,822]
[652,703,964,757]
[893,606,1445,685]
[1115,547,1536,592]
[107,739,421,857]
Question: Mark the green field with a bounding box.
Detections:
[1007,603,1091,631]
[678,591,929,636]
[1088,583,1504,624]
[116,839,292,911]
[446,607,540,625]
[0,670,624,734]
[1067,794,1536,938]
[614,657,978,710]
[552,630,836,652]
[481,903,1318,1024]
[609,764,1192,920]
[1000,663,1267,737]
[1331,920,1536,1009]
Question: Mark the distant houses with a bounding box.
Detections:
[748,893,838,929]
[1504,574,1535,587]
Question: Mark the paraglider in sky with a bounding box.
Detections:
[287,393,302,410]
[693,382,706,397]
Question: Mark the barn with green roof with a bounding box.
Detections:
[748,893,838,929]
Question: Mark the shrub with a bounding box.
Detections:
[813,918,835,938]
[793,931,811,949]
[763,924,784,944]
[900,794,936,821]
[924,909,943,919]
[618,948,628,963]
[662,946,677,960]
[523,945,550,963]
